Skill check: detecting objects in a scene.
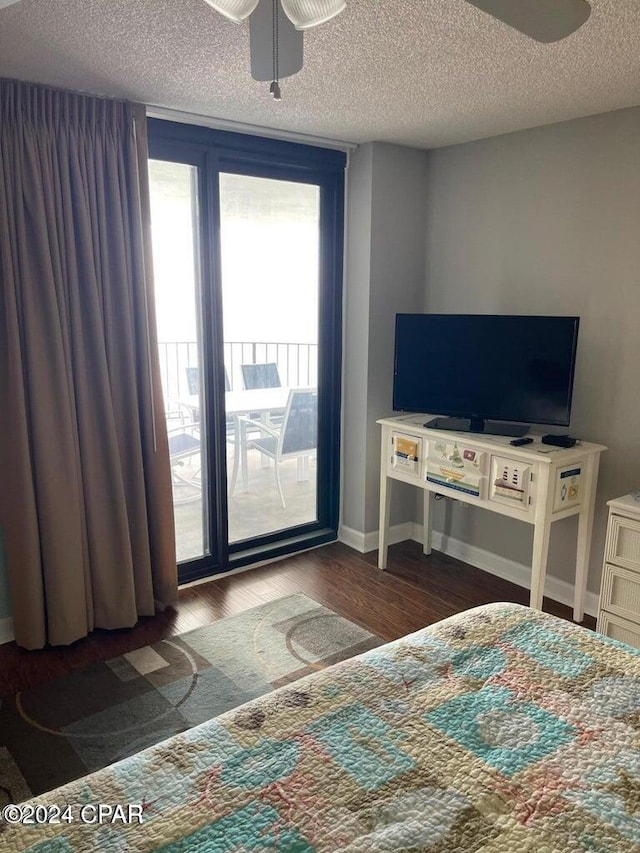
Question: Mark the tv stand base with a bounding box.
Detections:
[424,416,529,438]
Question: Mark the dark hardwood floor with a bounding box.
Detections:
[0,541,595,696]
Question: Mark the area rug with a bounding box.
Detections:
[0,593,382,800]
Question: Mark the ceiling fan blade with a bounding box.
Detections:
[250,0,303,81]
[0,0,22,7]
[465,0,591,43]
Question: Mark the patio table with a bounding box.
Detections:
[177,387,292,491]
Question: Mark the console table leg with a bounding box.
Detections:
[423,491,433,556]
[378,475,392,570]
[574,454,599,622]
[530,466,553,611]
[530,519,552,611]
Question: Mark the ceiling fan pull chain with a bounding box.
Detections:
[269,0,282,99]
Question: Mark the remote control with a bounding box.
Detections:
[510,437,534,446]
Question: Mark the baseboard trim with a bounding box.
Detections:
[339,523,414,554]
[0,617,14,646]
[338,522,599,618]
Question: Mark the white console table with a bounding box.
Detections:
[378,415,607,621]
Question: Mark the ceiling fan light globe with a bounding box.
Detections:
[280,0,346,30]
[202,0,260,24]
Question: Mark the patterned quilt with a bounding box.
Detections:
[3,602,640,852]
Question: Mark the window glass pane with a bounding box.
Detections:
[149,160,207,562]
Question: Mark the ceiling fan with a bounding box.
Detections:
[202,0,592,98]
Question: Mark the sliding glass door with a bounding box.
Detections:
[148,120,345,582]
[219,173,320,542]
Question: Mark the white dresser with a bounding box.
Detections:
[597,494,640,648]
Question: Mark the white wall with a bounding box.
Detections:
[424,106,640,595]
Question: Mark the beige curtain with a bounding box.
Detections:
[0,79,177,650]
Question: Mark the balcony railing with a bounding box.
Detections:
[158,340,318,413]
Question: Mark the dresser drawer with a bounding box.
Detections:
[605,514,640,571]
[597,611,640,650]
[600,563,640,622]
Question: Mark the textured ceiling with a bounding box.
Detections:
[1,0,639,148]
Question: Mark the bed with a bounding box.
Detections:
[3,602,640,852]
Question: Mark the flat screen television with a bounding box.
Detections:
[393,314,580,437]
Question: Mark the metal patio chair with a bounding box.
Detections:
[234,388,317,508]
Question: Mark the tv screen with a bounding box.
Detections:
[393,314,579,434]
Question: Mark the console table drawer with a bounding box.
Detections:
[424,439,486,499]
[605,514,640,571]
[600,564,640,621]
[425,463,486,499]
[597,611,640,650]
[390,431,424,478]
[489,455,532,509]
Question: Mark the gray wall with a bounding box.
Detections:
[342,145,374,534]
[342,142,429,535]
[424,106,640,594]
